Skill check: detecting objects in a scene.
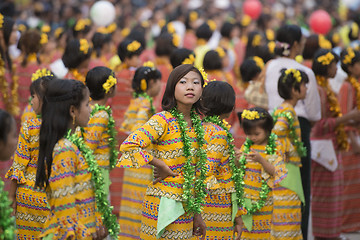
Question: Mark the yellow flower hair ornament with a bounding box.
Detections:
[74,18,91,32]
[241,109,260,120]
[127,40,141,52]
[172,34,180,47]
[103,75,117,93]
[284,68,302,83]
[343,48,355,65]
[268,41,276,54]
[121,28,130,37]
[41,25,51,33]
[189,11,198,22]
[252,56,264,69]
[351,22,359,39]
[31,68,53,82]
[198,67,208,83]
[317,52,334,65]
[0,13,3,29]
[40,33,48,45]
[241,15,251,27]
[216,47,226,58]
[182,54,195,65]
[167,22,176,34]
[143,61,155,68]
[54,27,64,39]
[207,20,217,31]
[140,79,147,91]
[252,34,262,47]
[318,35,332,49]
[79,39,90,54]
[203,79,216,87]
[18,24,27,32]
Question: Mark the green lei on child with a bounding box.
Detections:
[169,107,207,214]
[65,130,120,238]
[0,179,15,240]
[91,104,119,169]
[272,108,306,157]
[133,92,155,115]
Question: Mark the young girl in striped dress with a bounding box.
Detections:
[238,107,287,239]
[272,68,308,239]
[117,64,207,239]
[119,62,162,239]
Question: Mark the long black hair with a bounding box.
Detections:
[35,79,87,188]
[201,81,235,116]
[0,15,15,71]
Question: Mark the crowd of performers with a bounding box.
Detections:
[1,1,360,239]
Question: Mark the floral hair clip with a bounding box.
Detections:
[276,41,290,56]
[140,79,147,91]
[54,27,64,39]
[284,68,302,83]
[40,33,48,45]
[31,68,53,82]
[207,20,217,31]
[79,39,89,54]
[203,79,216,87]
[41,25,51,33]
[268,41,276,54]
[127,40,141,52]
[74,18,91,32]
[252,56,264,69]
[318,35,332,49]
[143,61,155,68]
[198,67,208,84]
[241,109,261,120]
[103,75,117,93]
[317,52,334,65]
[172,34,180,47]
[167,22,176,34]
[343,47,355,65]
[216,47,226,58]
[241,15,251,27]
[182,54,195,65]
[121,28,130,37]
[0,14,3,29]
[252,34,262,47]
[189,11,198,22]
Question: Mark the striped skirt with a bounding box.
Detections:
[118,166,152,239]
[311,158,343,238]
[271,186,303,240]
[202,193,233,239]
[139,195,194,240]
[342,151,360,232]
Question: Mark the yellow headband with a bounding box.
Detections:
[103,75,117,93]
[215,47,226,58]
[127,40,141,52]
[31,68,53,82]
[343,47,355,65]
[252,56,264,69]
[241,109,260,120]
[182,54,195,65]
[79,39,89,54]
[284,68,302,83]
[317,52,334,65]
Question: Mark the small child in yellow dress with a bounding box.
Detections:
[237,107,287,239]
[272,68,308,240]
[0,109,18,240]
[83,66,118,198]
[6,70,55,239]
[119,62,162,239]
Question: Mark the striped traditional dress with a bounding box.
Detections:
[5,118,49,239]
[311,86,344,238]
[272,102,304,240]
[118,97,154,239]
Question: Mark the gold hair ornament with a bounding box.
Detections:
[140,79,147,91]
[79,39,89,54]
[215,47,226,58]
[252,56,264,69]
[343,47,355,65]
[74,18,91,31]
[143,61,155,68]
[252,34,262,47]
[190,11,198,22]
[127,40,141,52]
[241,109,260,120]
[284,68,301,83]
[40,33,48,45]
[318,35,332,49]
[41,25,51,33]
[103,75,117,93]
[207,20,217,31]
[31,68,53,82]
[182,54,195,65]
[0,13,3,29]
[317,52,334,65]
[172,34,180,47]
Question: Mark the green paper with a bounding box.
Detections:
[241,198,253,232]
[279,163,305,203]
[157,197,185,239]
[100,167,111,197]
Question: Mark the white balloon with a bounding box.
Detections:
[90,1,116,27]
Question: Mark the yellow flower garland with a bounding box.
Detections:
[316,76,349,150]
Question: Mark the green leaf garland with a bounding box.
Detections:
[272,108,306,157]
[0,179,15,240]
[91,104,119,170]
[238,133,277,215]
[133,92,155,115]
[169,108,207,214]
[65,130,120,238]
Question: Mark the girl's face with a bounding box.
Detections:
[147,78,161,97]
[327,61,338,79]
[294,82,307,101]
[246,126,268,145]
[127,55,140,68]
[349,61,360,78]
[174,71,202,108]
[0,119,17,161]
[31,93,42,115]
[73,88,91,128]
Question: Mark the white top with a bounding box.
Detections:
[265,57,321,122]
[50,59,68,79]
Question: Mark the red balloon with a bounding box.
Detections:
[243,0,262,20]
[309,10,332,35]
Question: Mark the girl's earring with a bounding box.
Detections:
[73,115,76,125]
